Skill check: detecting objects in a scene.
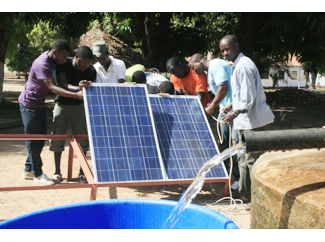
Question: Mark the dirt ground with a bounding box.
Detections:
[1,78,325,229]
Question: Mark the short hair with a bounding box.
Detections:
[221,35,238,47]
[166,56,187,73]
[132,71,146,83]
[52,39,71,53]
[188,53,204,66]
[76,46,94,60]
[159,81,175,95]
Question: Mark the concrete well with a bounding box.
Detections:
[251,148,325,229]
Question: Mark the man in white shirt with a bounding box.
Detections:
[126,66,173,95]
[92,41,126,83]
[220,35,274,201]
[145,72,170,94]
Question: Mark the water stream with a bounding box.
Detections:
[161,143,245,229]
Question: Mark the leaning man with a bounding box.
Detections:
[19,39,83,186]
[49,46,95,182]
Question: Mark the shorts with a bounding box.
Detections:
[49,103,89,152]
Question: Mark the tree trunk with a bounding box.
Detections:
[133,13,147,57]
[143,13,158,68]
[310,71,317,89]
[133,13,160,68]
[0,13,14,104]
[271,76,278,88]
[0,62,4,103]
[305,71,310,89]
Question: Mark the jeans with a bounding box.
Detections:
[218,113,240,181]
[20,104,47,177]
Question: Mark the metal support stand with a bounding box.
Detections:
[0,134,229,200]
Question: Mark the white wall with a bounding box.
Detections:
[316,73,325,87]
[261,66,325,88]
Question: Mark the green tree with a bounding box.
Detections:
[234,13,325,89]
[6,20,63,79]
[0,13,14,103]
[108,13,238,71]
[1,12,105,104]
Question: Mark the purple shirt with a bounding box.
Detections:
[18,51,56,108]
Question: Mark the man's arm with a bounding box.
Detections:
[44,77,83,100]
[56,72,72,91]
[196,92,206,103]
[176,89,184,95]
[117,61,126,83]
[204,83,228,116]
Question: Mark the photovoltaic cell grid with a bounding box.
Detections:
[84,84,227,184]
[149,95,226,180]
[84,84,165,183]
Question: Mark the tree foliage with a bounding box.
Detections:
[104,12,239,70]
[4,12,325,81]
[5,13,105,74]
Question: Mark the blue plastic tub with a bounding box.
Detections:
[0,199,238,229]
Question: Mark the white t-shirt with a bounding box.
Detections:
[94,56,126,83]
[145,72,168,94]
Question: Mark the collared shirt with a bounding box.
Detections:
[94,56,126,83]
[231,52,274,130]
[18,51,56,109]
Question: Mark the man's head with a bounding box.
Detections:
[219,35,240,62]
[51,39,71,65]
[132,71,147,83]
[166,57,190,79]
[188,53,206,75]
[92,41,110,68]
[159,81,175,95]
[74,46,94,71]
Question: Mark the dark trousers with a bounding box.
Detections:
[20,104,47,177]
[237,126,269,198]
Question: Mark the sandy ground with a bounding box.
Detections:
[0,79,251,229]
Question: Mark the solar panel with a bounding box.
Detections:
[84,84,166,183]
[149,95,226,180]
[84,83,227,184]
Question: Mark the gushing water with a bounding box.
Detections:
[161,143,245,229]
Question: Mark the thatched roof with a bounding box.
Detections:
[75,24,144,68]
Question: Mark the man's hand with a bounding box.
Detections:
[204,105,214,116]
[158,93,170,98]
[222,113,235,125]
[78,80,91,91]
[75,91,84,100]
[221,103,232,113]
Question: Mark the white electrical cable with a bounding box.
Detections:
[195,112,247,212]
[213,112,224,145]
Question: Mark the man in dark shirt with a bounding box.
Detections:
[49,46,96,182]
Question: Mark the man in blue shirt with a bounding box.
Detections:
[189,53,239,190]
[220,35,274,201]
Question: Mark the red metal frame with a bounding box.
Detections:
[0,134,230,200]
